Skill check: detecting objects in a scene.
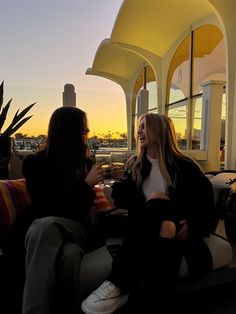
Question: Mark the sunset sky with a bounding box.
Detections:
[0,0,126,137]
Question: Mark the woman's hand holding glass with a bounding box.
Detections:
[85,161,112,187]
[108,153,125,181]
[109,163,125,180]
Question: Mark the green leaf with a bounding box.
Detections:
[0,99,12,132]
[11,102,35,125]
[2,115,34,138]
[0,81,36,142]
[11,108,20,125]
[0,81,4,111]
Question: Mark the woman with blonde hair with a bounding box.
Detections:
[82,113,214,314]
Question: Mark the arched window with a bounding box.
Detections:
[192,25,225,95]
[166,24,225,151]
[167,36,190,104]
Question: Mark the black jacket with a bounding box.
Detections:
[111,154,215,275]
[22,150,96,222]
[112,154,214,237]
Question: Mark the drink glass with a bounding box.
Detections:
[109,153,125,181]
[96,162,112,189]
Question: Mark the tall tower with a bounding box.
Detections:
[63,84,76,107]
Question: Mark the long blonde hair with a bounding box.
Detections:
[128,113,197,187]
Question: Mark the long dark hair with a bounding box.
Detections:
[45,107,89,185]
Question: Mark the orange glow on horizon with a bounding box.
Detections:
[11,117,127,138]
[3,83,127,137]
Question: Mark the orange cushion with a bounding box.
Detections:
[0,179,31,237]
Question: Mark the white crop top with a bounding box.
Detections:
[142,155,166,199]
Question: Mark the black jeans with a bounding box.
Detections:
[109,199,183,312]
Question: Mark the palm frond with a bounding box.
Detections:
[0,81,4,111]
[0,81,36,143]
[11,103,35,125]
[0,99,12,132]
[2,116,34,138]
[10,108,20,125]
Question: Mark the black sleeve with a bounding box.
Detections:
[111,176,136,209]
[111,174,145,213]
[176,161,215,238]
[22,153,96,222]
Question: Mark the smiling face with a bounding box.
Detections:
[137,114,160,158]
[137,116,149,149]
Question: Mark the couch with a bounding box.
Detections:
[0,177,233,301]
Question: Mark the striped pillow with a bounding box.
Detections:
[0,179,31,237]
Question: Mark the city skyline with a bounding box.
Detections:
[0,0,126,137]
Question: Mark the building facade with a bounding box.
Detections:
[86,0,236,172]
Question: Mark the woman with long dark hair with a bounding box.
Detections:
[19,106,106,314]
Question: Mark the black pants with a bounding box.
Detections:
[109,199,183,312]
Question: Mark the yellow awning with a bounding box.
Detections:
[111,0,213,57]
[86,39,146,89]
[86,0,215,87]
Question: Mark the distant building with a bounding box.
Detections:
[63,84,76,107]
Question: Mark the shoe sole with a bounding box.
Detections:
[81,294,128,314]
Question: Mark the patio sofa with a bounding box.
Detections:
[0,176,234,301]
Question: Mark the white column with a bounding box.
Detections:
[125,91,134,151]
[209,0,236,169]
[137,89,149,117]
[201,80,225,171]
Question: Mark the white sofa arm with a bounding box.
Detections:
[80,234,232,299]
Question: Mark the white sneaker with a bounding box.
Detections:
[81,280,128,314]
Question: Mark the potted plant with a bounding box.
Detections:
[0,81,35,179]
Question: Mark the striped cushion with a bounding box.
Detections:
[0,179,31,237]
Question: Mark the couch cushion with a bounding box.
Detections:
[0,179,31,238]
[210,172,236,189]
[179,234,232,277]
